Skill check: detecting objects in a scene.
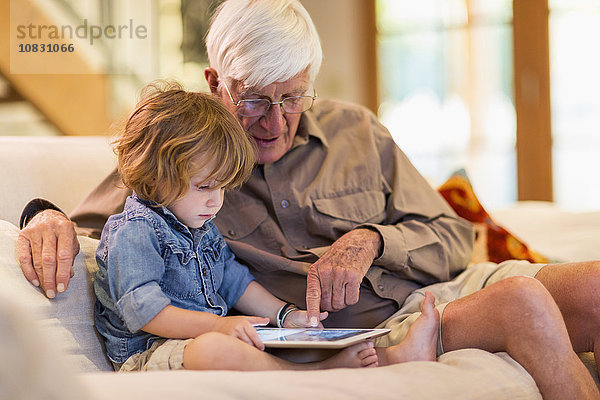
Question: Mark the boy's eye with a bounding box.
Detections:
[196,185,210,190]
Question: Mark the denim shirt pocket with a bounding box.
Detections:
[203,237,226,261]
[160,241,202,299]
[201,237,227,286]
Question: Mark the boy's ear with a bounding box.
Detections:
[204,67,219,95]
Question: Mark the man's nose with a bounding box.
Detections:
[260,102,286,133]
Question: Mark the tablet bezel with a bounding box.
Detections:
[255,327,391,349]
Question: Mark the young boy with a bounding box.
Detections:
[94,81,439,372]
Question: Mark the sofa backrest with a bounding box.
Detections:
[0,136,116,226]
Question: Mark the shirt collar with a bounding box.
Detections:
[130,192,213,238]
[292,106,329,150]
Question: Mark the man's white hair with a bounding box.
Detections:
[206,0,323,89]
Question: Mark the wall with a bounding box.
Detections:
[301,0,377,113]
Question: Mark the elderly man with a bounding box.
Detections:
[16,0,600,398]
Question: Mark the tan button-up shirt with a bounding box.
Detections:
[70,99,474,328]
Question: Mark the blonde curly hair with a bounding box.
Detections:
[114,81,255,206]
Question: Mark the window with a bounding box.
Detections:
[377,0,600,211]
[550,0,600,210]
[377,0,515,209]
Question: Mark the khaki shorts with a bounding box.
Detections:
[373,260,546,355]
[117,338,193,372]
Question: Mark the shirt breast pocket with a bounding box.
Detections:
[203,237,226,262]
[216,195,269,240]
[309,190,387,237]
[160,241,202,299]
[201,237,227,287]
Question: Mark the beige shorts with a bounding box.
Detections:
[373,260,546,355]
[117,338,193,372]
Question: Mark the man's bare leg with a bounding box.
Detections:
[535,261,600,373]
[441,275,599,400]
[377,291,439,365]
[183,332,378,371]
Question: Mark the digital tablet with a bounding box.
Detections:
[255,327,391,349]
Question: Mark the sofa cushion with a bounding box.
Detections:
[0,219,112,372]
[79,349,541,400]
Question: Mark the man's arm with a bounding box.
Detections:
[68,168,132,239]
[305,111,474,323]
[16,168,130,297]
[360,118,475,282]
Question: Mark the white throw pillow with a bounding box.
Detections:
[0,219,112,372]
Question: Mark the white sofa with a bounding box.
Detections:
[1,135,600,399]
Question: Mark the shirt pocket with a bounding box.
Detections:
[160,241,203,299]
[312,190,387,224]
[217,195,269,240]
[203,237,226,262]
[201,237,227,288]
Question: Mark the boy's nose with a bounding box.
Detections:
[207,189,224,208]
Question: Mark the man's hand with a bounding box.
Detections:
[283,309,328,328]
[305,228,382,326]
[16,209,79,298]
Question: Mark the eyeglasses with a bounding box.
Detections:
[221,80,317,118]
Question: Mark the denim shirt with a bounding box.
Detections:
[94,193,254,364]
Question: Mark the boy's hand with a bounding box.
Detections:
[283,310,328,328]
[214,316,269,350]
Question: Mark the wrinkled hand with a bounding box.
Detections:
[213,315,269,350]
[283,309,328,328]
[16,210,79,298]
[306,228,382,326]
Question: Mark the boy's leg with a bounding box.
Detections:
[183,332,378,371]
[442,275,599,400]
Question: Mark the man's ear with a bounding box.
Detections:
[204,67,219,94]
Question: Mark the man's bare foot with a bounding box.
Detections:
[379,291,439,365]
[319,341,378,369]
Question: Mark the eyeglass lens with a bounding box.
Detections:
[238,97,314,117]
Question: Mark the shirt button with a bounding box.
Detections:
[281,200,289,208]
[228,229,236,236]
[302,245,309,250]
[377,285,384,291]
[202,268,208,275]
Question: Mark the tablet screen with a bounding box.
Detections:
[255,327,390,348]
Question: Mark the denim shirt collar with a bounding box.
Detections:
[129,192,215,242]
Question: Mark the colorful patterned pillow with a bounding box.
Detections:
[437,169,548,264]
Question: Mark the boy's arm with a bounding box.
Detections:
[141,305,220,338]
[233,281,328,327]
[142,304,268,349]
[233,281,286,325]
